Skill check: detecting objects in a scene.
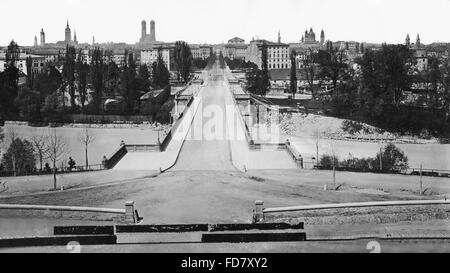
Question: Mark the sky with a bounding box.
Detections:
[1,0,450,46]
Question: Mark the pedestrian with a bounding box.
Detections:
[68,157,76,171]
[102,156,108,169]
[120,140,125,147]
[44,163,51,173]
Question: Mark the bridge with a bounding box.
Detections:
[111,62,299,172]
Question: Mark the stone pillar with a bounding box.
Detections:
[253,200,264,223]
[125,201,135,223]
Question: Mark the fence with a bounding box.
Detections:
[0,201,138,223]
[0,164,107,178]
[313,164,450,178]
[160,95,195,152]
[252,200,450,222]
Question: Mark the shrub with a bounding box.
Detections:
[340,157,372,171]
[319,154,339,168]
[374,143,409,171]
[342,120,364,134]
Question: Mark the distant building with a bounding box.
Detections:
[228,37,245,44]
[414,48,428,72]
[40,28,46,46]
[55,20,78,46]
[223,43,247,60]
[29,47,61,64]
[246,39,290,70]
[139,20,158,45]
[140,47,171,70]
[0,52,45,75]
[191,45,213,59]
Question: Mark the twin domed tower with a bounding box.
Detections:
[140,20,156,44]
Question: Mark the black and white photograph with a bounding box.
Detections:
[0,0,450,258]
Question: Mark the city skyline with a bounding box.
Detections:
[1,0,450,46]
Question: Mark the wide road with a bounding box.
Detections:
[171,66,237,171]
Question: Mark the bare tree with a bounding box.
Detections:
[303,48,318,99]
[31,133,48,172]
[78,127,96,168]
[45,129,70,190]
[5,127,18,176]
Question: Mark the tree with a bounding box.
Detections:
[358,44,415,118]
[31,133,48,172]
[90,48,104,114]
[373,143,408,171]
[317,47,349,98]
[290,50,298,99]
[45,129,69,190]
[303,48,318,98]
[78,128,96,168]
[26,56,33,89]
[63,45,76,111]
[260,41,270,96]
[421,56,441,108]
[137,64,151,91]
[105,61,120,96]
[14,87,41,121]
[440,59,450,122]
[1,138,36,176]
[0,41,20,118]
[76,50,89,111]
[41,92,64,121]
[174,41,193,83]
[120,53,137,114]
[4,127,18,176]
[151,48,170,89]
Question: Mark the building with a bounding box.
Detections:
[29,47,61,64]
[414,48,428,72]
[246,39,290,70]
[40,28,46,46]
[140,47,171,70]
[54,20,78,46]
[191,45,213,59]
[228,37,245,44]
[139,20,158,45]
[0,53,45,75]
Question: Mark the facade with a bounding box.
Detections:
[246,39,290,70]
[191,45,213,59]
[140,47,171,70]
[29,47,61,64]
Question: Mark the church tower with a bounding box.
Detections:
[150,20,156,42]
[40,28,45,46]
[320,29,325,45]
[141,20,147,40]
[34,36,38,47]
[65,20,72,43]
[405,34,410,47]
[416,34,421,48]
[74,30,78,45]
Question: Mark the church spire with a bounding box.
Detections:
[74,30,78,44]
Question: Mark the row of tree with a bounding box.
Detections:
[0,127,96,189]
[0,41,176,123]
[237,41,450,137]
